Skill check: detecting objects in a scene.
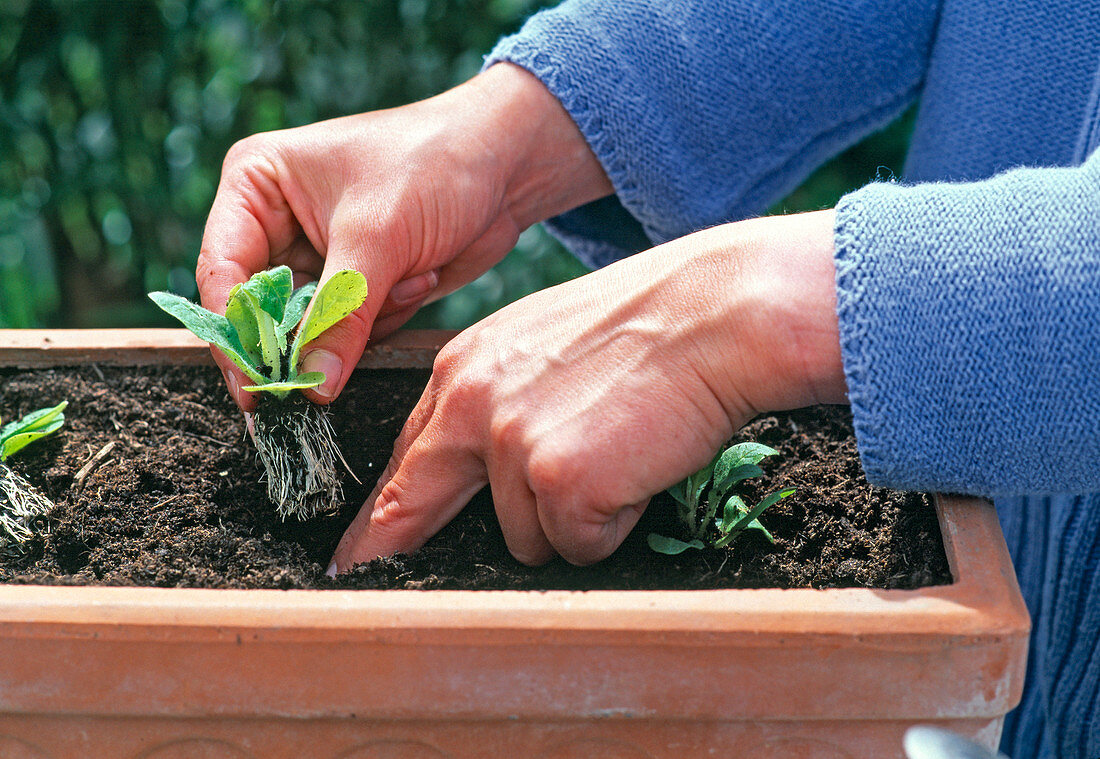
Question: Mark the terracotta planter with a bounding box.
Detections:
[0,329,1029,759]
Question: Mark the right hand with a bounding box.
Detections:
[196,63,612,411]
[330,210,847,571]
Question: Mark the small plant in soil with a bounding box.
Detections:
[648,441,795,555]
[150,266,368,520]
[0,401,66,557]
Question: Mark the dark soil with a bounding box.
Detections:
[0,365,950,590]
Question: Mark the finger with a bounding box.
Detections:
[540,497,650,567]
[487,459,555,566]
[196,151,303,410]
[377,269,439,318]
[292,216,412,403]
[272,234,325,281]
[427,215,521,303]
[196,151,301,315]
[210,350,258,412]
[370,305,424,342]
[332,431,488,572]
[330,380,439,570]
[329,455,398,574]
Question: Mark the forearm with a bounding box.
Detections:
[836,150,1100,495]
[487,0,941,267]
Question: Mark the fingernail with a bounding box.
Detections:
[301,350,343,399]
[390,270,439,305]
[226,373,240,401]
[325,561,338,578]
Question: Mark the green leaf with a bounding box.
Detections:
[744,518,775,543]
[242,372,326,394]
[715,488,795,548]
[0,401,67,461]
[225,267,299,362]
[689,467,711,507]
[647,533,705,555]
[242,265,293,322]
[149,291,267,385]
[717,494,776,543]
[224,284,262,364]
[713,442,777,486]
[711,463,766,502]
[277,280,317,344]
[0,402,66,442]
[666,480,689,508]
[288,269,369,371]
[718,494,747,532]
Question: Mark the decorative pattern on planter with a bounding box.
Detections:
[336,741,452,758]
[137,740,253,759]
[0,735,51,759]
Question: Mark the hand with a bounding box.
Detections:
[196,63,612,411]
[330,210,846,571]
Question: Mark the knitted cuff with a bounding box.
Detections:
[834,157,1100,495]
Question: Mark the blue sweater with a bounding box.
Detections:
[486,2,1100,757]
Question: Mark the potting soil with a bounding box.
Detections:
[0,366,950,590]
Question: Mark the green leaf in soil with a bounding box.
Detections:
[0,401,67,461]
[712,442,777,492]
[718,493,748,532]
[714,488,796,548]
[647,533,706,555]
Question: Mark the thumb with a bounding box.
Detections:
[294,230,411,404]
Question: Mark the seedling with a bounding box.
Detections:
[648,441,795,555]
[150,266,368,520]
[0,401,67,557]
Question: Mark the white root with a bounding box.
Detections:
[0,462,53,558]
[252,400,346,521]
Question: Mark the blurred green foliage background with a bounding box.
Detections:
[0,0,912,330]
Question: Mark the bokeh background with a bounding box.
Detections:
[0,0,913,330]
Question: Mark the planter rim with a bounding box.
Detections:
[0,327,454,370]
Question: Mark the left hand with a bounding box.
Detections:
[330,210,846,571]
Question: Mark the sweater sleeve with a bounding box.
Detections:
[485,0,941,269]
[834,147,1100,496]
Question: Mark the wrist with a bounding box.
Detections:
[690,211,847,422]
[740,210,847,412]
[462,63,613,229]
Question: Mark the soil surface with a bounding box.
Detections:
[0,365,950,590]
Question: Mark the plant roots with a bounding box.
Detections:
[251,395,347,521]
[0,462,53,558]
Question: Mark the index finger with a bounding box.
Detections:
[330,422,488,574]
[195,151,302,409]
[196,152,302,315]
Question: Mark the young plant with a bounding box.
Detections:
[150,266,368,520]
[0,401,67,557]
[648,441,795,555]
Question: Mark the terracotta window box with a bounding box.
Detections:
[0,329,1029,759]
